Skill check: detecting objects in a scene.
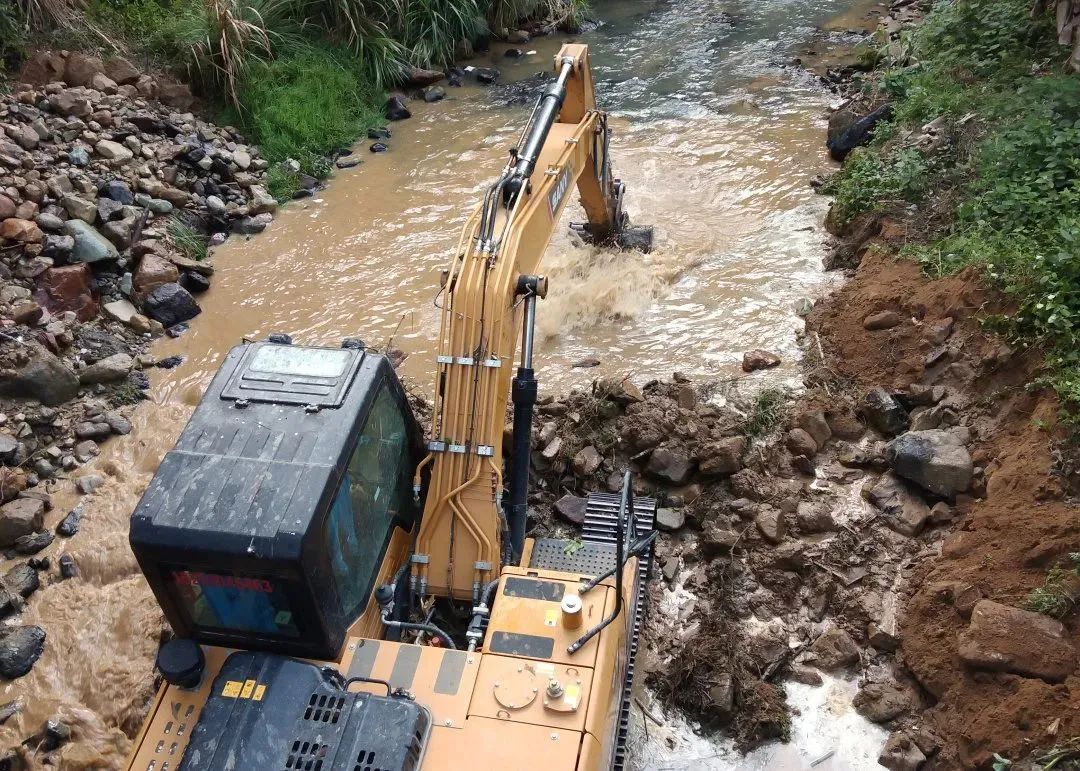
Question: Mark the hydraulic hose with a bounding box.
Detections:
[381,610,457,650]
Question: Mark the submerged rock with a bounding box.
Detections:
[742,349,781,372]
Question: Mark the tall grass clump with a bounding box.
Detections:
[823,0,1080,416]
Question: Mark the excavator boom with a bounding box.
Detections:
[413,44,651,600]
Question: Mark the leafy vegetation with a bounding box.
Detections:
[167,217,209,262]
[824,0,1080,416]
[1024,553,1080,618]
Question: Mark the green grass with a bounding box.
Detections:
[229,46,383,167]
[740,387,788,438]
[86,0,201,62]
[167,217,209,261]
[824,0,1080,417]
[1024,553,1080,618]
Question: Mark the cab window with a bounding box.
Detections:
[325,384,413,619]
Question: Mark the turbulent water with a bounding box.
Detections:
[0,0,886,766]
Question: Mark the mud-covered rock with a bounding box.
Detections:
[698,436,746,477]
[796,410,831,446]
[742,349,781,372]
[878,731,926,771]
[884,429,973,498]
[957,600,1075,682]
[867,473,930,536]
[853,682,914,722]
[807,623,860,670]
[646,446,694,485]
[795,501,835,533]
[755,506,786,544]
[785,428,818,457]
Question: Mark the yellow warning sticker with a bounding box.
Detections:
[253,684,266,701]
[240,679,256,699]
[544,608,558,627]
[222,681,242,698]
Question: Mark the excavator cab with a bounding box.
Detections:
[130,339,424,661]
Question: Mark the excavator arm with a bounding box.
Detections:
[412,44,651,600]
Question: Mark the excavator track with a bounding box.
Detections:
[582,492,656,771]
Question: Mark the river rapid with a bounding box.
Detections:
[0,0,886,766]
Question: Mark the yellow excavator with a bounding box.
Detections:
[124,44,656,771]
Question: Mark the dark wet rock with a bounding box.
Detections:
[336,157,362,169]
[232,214,272,235]
[827,103,893,161]
[0,346,79,406]
[504,47,525,58]
[56,507,82,537]
[370,142,389,153]
[386,95,411,121]
[0,700,20,724]
[156,355,184,369]
[3,564,39,599]
[0,498,45,548]
[571,356,601,368]
[807,623,860,670]
[0,434,16,463]
[368,127,391,139]
[144,282,201,328]
[59,554,79,579]
[867,473,930,536]
[742,349,781,372]
[74,421,111,440]
[958,600,1075,682]
[403,66,445,87]
[473,67,500,84]
[13,530,53,555]
[0,625,46,679]
[423,86,446,103]
[554,493,587,526]
[861,387,909,436]
[646,447,694,485]
[104,411,132,435]
[884,429,973,498]
[180,271,211,294]
[795,501,835,533]
[40,718,72,751]
[854,682,914,722]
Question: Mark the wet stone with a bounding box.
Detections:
[742,349,781,372]
[808,623,860,670]
[59,553,78,579]
[862,387,909,436]
[0,498,45,548]
[3,563,39,599]
[0,625,46,679]
[56,507,82,537]
[13,530,54,555]
[75,474,105,494]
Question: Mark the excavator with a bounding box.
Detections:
[124,44,657,771]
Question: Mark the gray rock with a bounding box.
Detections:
[104,411,132,435]
[42,234,74,257]
[862,387,909,436]
[0,434,17,463]
[95,139,133,163]
[56,507,81,537]
[68,146,90,166]
[75,475,105,494]
[73,440,99,462]
[144,282,201,327]
[0,499,45,548]
[232,214,272,235]
[74,422,111,440]
[755,506,786,544]
[0,626,46,679]
[3,563,40,599]
[61,194,97,224]
[59,553,79,578]
[35,213,64,233]
[148,198,173,215]
[79,352,134,384]
[554,494,587,526]
[0,348,79,406]
[885,429,973,498]
[655,507,685,532]
[12,531,53,555]
[63,219,119,262]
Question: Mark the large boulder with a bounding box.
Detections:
[63,219,119,262]
[79,353,133,384]
[885,429,972,498]
[104,56,141,85]
[63,53,105,87]
[958,600,1076,682]
[48,88,93,118]
[853,682,914,722]
[133,253,180,298]
[866,473,930,536]
[0,498,45,548]
[0,346,80,406]
[698,436,746,477]
[143,282,201,327]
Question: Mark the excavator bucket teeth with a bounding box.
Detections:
[615,225,654,253]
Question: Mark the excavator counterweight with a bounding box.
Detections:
[125,44,655,771]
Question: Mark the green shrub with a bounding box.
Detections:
[231,46,383,166]
[0,3,28,74]
[85,0,200,61]
[821,145,929,223]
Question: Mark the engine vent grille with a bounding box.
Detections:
[304,692,345,724]
[286,740,328,770]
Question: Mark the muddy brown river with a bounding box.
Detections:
[1,0,887,766]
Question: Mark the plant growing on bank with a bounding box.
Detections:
[740,387,788,438]
[823,0,1080,417]
[1024,553,1080,618]
[167,217,209,262]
